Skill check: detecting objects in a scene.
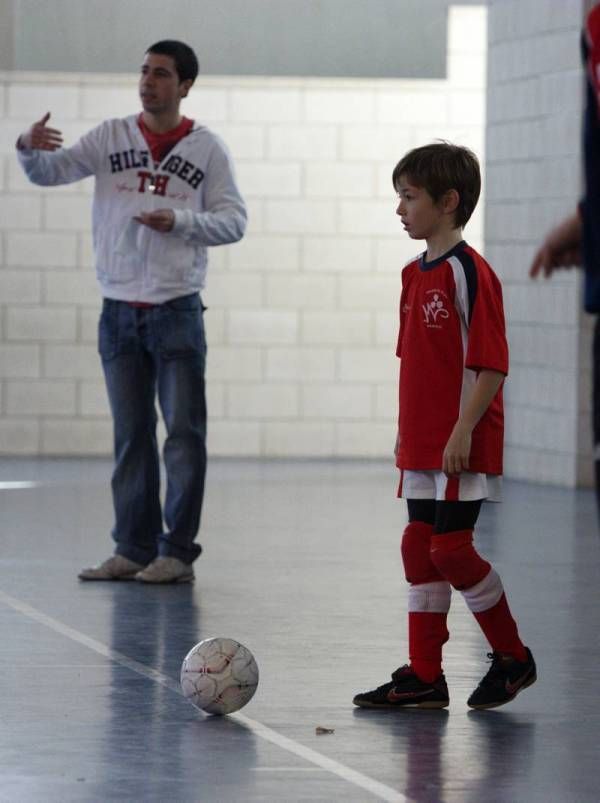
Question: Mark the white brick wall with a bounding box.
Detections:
[0,5,487,456]
[486,0,587,486]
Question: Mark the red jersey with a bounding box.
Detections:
[396,241,508,474]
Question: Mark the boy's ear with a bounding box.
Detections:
[442,188,460,215]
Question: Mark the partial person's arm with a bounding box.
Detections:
[529,211,583,278]
[169,140,247,245]
[442,369,505,476]
[16,111,97,185]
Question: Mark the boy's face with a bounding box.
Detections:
[139,52,192,116]
[395,177,447,241]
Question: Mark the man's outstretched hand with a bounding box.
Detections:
[18,112,63,151]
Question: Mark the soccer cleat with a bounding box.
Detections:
[135,556,195,584]
[467,647,537,710]
[78,555,146,581]
[353,665,449,709]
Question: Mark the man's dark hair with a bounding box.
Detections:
[146,40,199,83]
[392,142,481,228]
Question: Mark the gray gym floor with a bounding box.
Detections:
[0,457,598,802]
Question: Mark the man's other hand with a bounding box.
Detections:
[134,209,175,232]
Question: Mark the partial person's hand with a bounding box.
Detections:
[18,112,63,151]
[529,213,582,278]
[134,209,175,232]
[394,430,400,458]
[442,423,471,477]
[529,242,581,278]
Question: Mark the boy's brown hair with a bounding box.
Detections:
[392,142,481,228]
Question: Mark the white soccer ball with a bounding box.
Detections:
[180,637,259,715]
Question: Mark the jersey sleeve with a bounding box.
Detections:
[396,265,412,358]
[464,264,509,376]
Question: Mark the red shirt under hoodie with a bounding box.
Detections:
[137,114,194,165]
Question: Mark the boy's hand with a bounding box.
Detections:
[134,209,175,232]
[442,423,471,477]
[394,430,400,457]
[18,112,63,151]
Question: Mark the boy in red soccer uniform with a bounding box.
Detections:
[353,143,536,710]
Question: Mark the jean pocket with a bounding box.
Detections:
[158,304,206,360]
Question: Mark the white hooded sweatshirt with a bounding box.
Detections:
[17,115,247,303]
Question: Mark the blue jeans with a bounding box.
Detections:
[99,294,206,565]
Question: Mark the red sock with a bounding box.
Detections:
[402,523,450,682]
[409,611,449,682]
[473,593,527,662]
[430,530,490,589]
[430,530,527,662]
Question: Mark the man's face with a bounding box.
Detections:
[139,52,192,116]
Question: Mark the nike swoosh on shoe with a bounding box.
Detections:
[387,688,435,702]
[505,668,534,696]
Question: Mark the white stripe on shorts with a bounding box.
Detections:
[399,470,502,502]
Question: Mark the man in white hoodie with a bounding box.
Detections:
[16,40,247,583]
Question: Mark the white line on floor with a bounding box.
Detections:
[0,481,39,490]
[252,767,328,772]
[234,710,405,801]
[0,589,406,803]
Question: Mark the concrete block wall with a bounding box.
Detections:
[0,5,486,457]
[485,0,590,486]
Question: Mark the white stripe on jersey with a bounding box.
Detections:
[448,254,476,419]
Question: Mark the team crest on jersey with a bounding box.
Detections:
[422,289,450,328]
